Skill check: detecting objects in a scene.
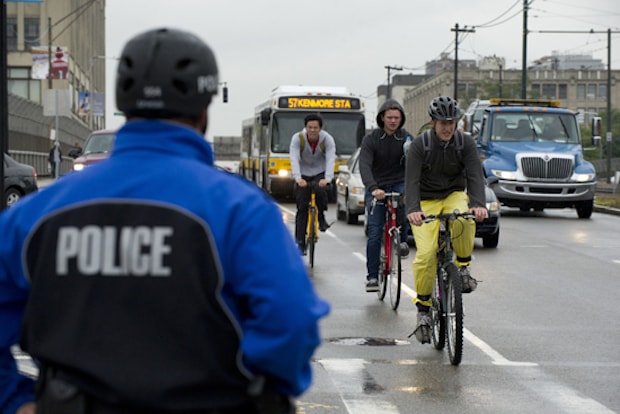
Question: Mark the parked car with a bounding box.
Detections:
[335,147,365,224]
[3,154,38,207]
[72,129,116,171]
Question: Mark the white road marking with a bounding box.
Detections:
[320,359,400,414]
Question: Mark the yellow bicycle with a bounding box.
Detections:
[305,183,320,268]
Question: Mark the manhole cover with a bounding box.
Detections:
[326,337,409,346]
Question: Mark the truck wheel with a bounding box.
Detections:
[576,200,593,219]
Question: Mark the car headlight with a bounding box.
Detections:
[490,169,517,180]
[486,200,500,212]
[73,164,85,172]
[351,186,365,195]
[277,169,290,178]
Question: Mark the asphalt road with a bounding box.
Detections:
[279,202,620,414]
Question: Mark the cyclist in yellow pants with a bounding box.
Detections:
[405,96,488,344]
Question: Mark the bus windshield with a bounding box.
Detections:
[271,112,365,155]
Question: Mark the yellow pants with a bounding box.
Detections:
[410,191,475,308]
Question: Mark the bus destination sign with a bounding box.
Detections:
[278,96,361,110]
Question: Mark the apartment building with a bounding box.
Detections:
[5,0,106,160]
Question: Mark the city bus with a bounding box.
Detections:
[245,85,366,198]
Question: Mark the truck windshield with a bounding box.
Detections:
[491,113,579,144]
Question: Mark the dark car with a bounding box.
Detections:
[364,184,501,248]
[72,129,116,172]
[3,154,38,207]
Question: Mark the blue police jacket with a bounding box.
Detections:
[0,120,329,413]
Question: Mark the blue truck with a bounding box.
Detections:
[474,99,596,219]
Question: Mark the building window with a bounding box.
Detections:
[587,84,596,100]
[7,17,17,50]
[598,84,607,100]
[8,68,41,104]
[576,84,586,100]
[558,84,567,99]
[542,83,556,99]
[576,107,585,124]
[24,17,40,49]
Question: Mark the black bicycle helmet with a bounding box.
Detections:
[428,96,461,121]
[116,28,219,118]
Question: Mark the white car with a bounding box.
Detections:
[335,148,365,224]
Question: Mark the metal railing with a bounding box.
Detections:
[8,150,73,177]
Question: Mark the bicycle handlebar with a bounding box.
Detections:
[422,210,475,223]
[369,191,401,214]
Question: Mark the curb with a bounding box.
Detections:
[593,205,620,217]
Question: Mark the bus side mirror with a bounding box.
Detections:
[260,108,271,126]
[591,116,602,146]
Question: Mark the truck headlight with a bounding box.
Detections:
[574,173,595,183]
[491,169,517,180]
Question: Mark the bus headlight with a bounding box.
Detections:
[277,169,290,178]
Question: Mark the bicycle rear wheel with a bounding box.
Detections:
[377,233,387,300]
[431,268,446,350]
[445,262,463,365]
[307,208,316,268]
[388,234,401,310]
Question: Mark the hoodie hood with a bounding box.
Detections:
[376,99,406,129]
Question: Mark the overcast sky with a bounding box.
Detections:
[104,0,620,139]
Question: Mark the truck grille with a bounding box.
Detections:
[520,156,574,180]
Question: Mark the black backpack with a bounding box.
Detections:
[421,130,464,167]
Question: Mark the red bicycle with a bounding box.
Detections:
[371,192,403,310]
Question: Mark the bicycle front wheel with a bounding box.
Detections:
[377,233,387,300]
[431,268,446,350]
[388,234,401,310]
[445,262,463,365]
[307,208,317,268]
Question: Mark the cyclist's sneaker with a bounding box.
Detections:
[459,266,478,293]
[297,242,307,256]
[319,216,330,232]
[365,278,379,292]
[409,311,432,344]
[399,242,410,258]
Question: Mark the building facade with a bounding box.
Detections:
[5,0,106,175]
[378,53,617,136]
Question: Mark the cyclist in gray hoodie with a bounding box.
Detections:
[290,113,336,254]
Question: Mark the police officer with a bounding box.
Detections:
[0,28,329,414]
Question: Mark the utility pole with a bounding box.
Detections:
[451,23,475,101]
[384,65,402,99]
[521,0,528,99]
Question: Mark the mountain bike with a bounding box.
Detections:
[423,210,474,366]
[372,192,403,310]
